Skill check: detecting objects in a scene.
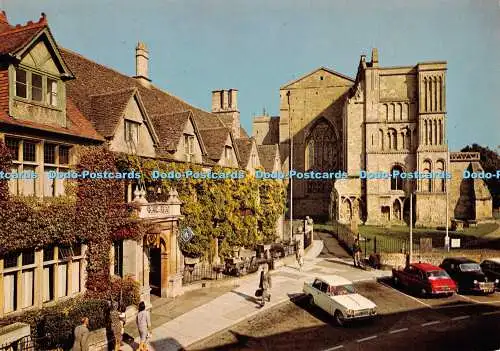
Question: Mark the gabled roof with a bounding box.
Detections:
[151,110,207,155]
[281,67,355,89]
[89,88,135,138]
[257,144,280,172]
[199,127,234,162]
[88,87,159,144]
[60,48,230,156]
[0,13,73,78]
[234,138,254,167]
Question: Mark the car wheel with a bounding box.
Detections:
[334,310,345,327]
[393,276,399,287]
[307,295,314,306]
[420,288,427,297]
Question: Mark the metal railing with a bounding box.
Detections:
[0,336,52,351]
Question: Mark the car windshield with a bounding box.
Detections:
[459,263,481,272]
[329,284,356,296]
[426,270,449,279]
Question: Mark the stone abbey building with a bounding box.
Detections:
[253,49,493,227]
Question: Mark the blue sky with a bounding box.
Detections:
[2,0,499,150]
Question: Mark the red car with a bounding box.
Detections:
[392,263,457,297]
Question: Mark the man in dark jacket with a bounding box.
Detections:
[259,264,272,306]
[353,239,362,268]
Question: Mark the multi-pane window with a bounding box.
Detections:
[2,250,36,313]
[47,78,58,107]
[23,141,36,162]
[43,246,56,302]
[6,138,37,196]
[31,73,43,102]
[5,138,19,160]
[43,143,71,197]
[15,69,27,98]
[13,68,60,107]
[184,134,195,162]
[44,144,56,164]
[59,145,70,165]
[125,120,139,144]
[5,137,72,197]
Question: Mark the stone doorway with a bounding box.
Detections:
[149,247,161,297]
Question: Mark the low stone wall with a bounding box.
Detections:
[379,250,500,269]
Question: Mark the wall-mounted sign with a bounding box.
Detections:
[179,227,194,245]
[451,238,461,248]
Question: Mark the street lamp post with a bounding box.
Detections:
[445,142,450,251]
[409,191,413,264]
[287,91,293,244]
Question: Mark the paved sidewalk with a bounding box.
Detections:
[122,241,390,351]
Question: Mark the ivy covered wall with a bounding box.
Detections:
[116,155,286,260]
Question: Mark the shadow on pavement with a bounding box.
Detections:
[186,295,500,351]
[230,290,261,306]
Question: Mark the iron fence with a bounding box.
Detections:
[329,221,422,256]
[0,335,56,351]
[182,263,229,285]
[182,243,298,285]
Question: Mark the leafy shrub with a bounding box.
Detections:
[109,275,141,311]
[0,297,110,349]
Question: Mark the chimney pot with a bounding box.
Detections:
[135,42,151,87]
[371,48,379,67]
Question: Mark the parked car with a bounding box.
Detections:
[392,263,456,297]
[303,275,377,326]
[440,257,496,294]
[480,258,500,290]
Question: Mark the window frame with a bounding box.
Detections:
[124,119,140,145]
[12,65,61,109]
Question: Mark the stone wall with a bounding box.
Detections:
[379,250,500,268]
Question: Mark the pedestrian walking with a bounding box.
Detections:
[353,238,362,268]
[136,301,152,351]
[110,302,122,351]
[258,264,272,307]
[72,317,90,351]
[296,241,304,271]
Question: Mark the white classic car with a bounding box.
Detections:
[303,275,377,326]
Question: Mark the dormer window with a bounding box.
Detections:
[14,67,60,108]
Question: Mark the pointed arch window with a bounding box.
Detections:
[305,119,337,171]
[306,119,337,194]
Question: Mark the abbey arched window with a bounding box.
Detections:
[391,165,404,191]
[423,160,432,192]
[305,119,337,171]
[436,160,445,192]
[306,119,337,194]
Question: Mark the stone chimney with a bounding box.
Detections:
[371,48,379,67]
[135,42,151,88]
[211,89,240,138]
